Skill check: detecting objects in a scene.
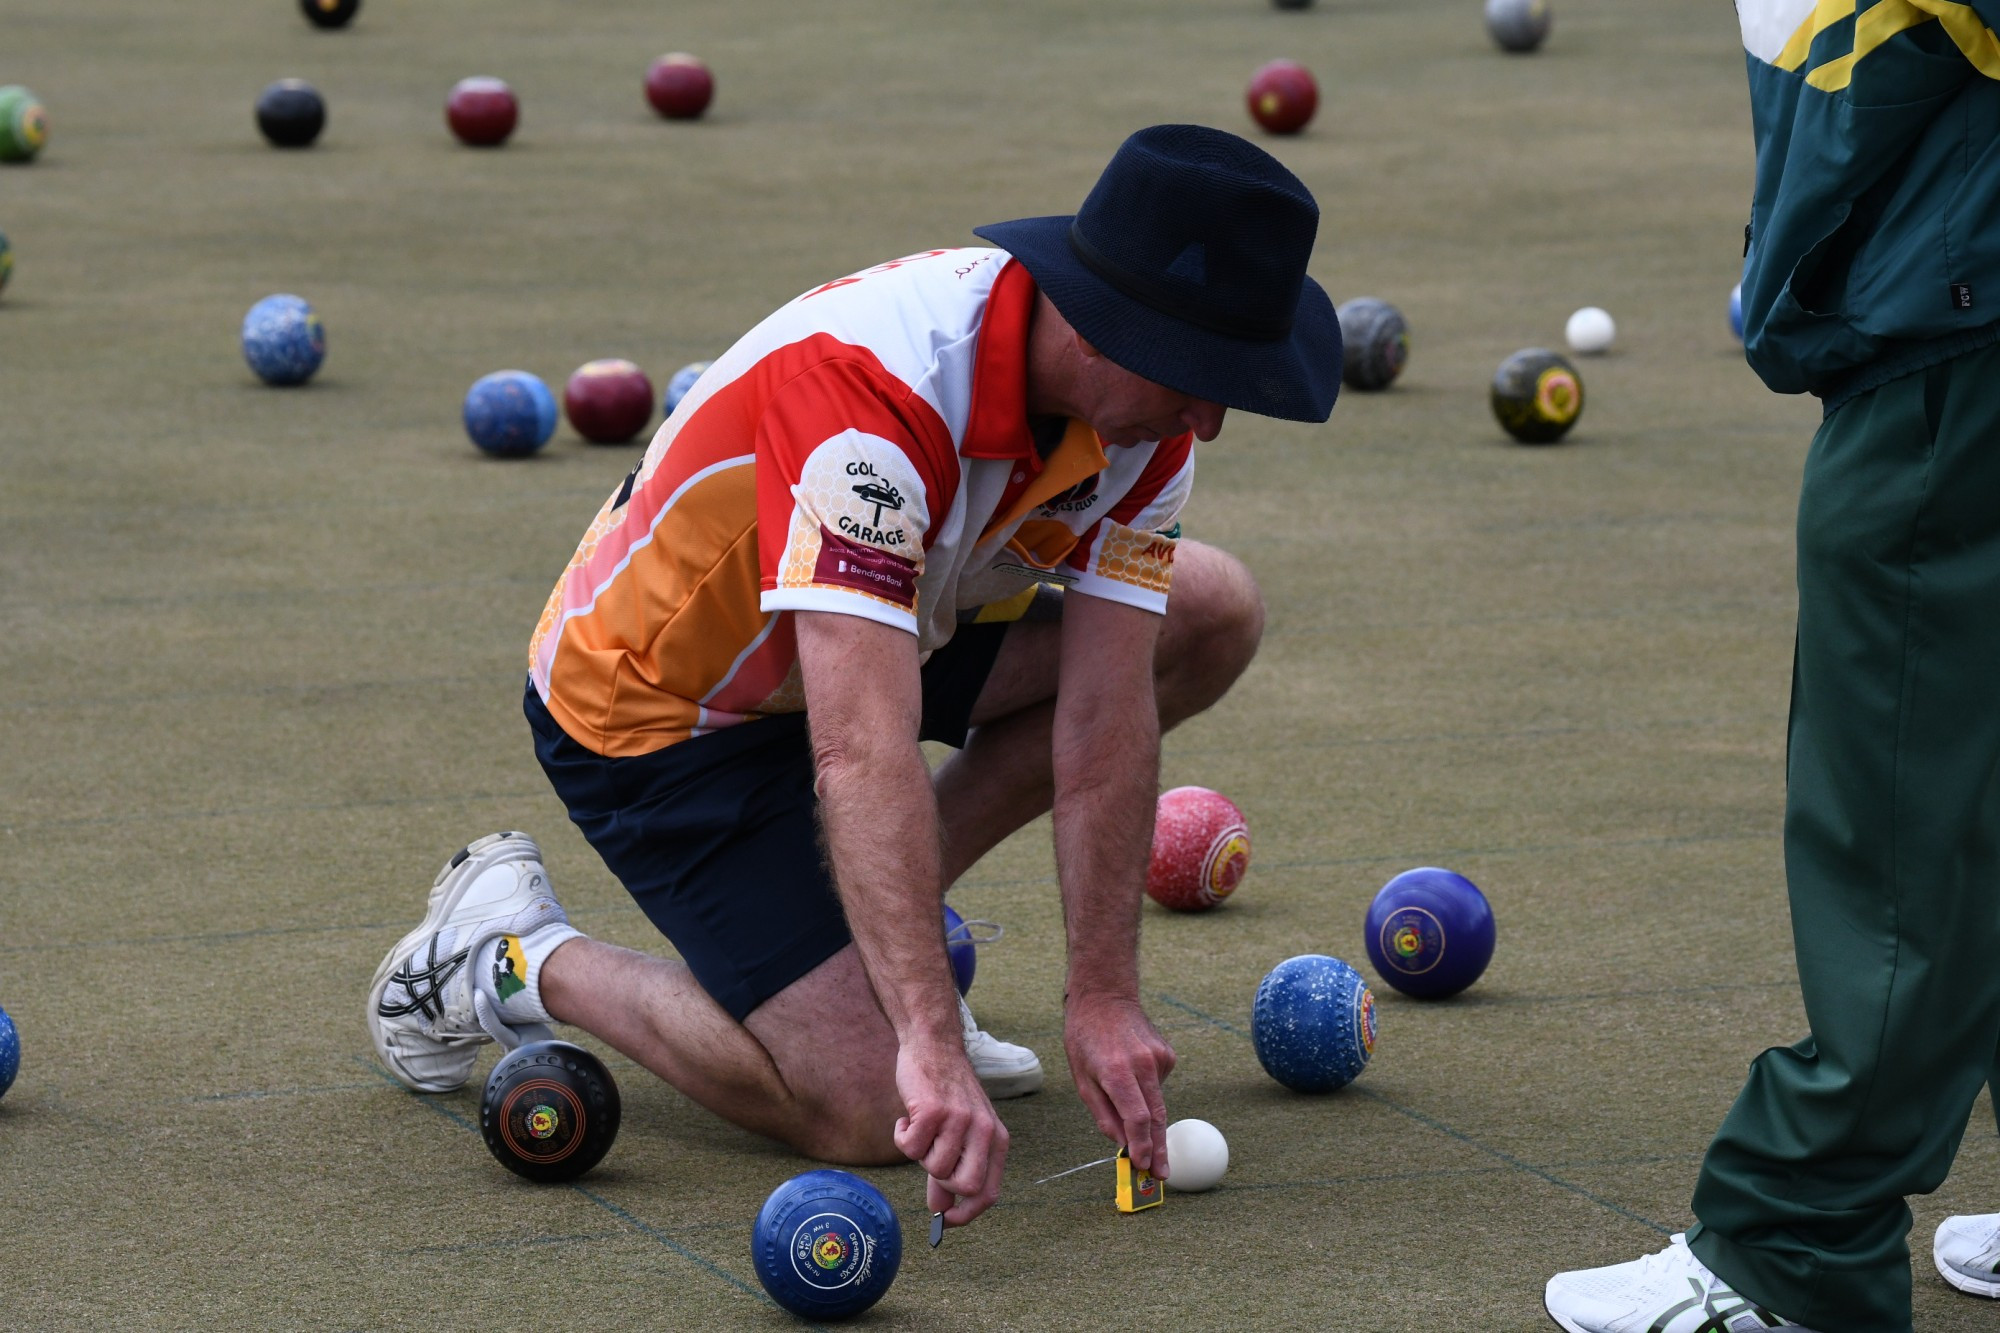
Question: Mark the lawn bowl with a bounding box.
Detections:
[299,0,360,28]
[564,358,655,443]
[1246,60,1317,135]
[480,1040,621,1183]
[241,294,326,386]
[464,370,559,456]
[0,1005,18,1099]
[0,85,49,163]
[1252,954,1377,1093]
[942,902,977,996]
[1363,867,1497,999]
[751,1170,902,1321]
[1491,347,1583,443]
[1147,786,1251,911]
[663,359,712,418]
[447,77,518,147]
[1486,0,1552,51]
[256,79,326,149]
[646,54,714,120]
[1336,298,1409,391]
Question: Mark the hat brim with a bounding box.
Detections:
[973,214,1341,424]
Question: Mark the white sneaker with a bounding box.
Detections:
[959,995,1042,1099]
[1936,1213,2000,1297]
[367,832,569,1092]
[1546,1234,1821,1333]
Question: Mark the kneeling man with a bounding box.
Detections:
[368,123,1343,1227]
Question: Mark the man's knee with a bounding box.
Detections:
[785,1098,904,1166]
[775,1051,904,1164]
[1160,542,1265,705]
[745,946,906,1165]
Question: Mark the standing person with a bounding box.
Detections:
[1547,3,2000,1329]
[367,125,1343,1228]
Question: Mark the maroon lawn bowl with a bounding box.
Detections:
[1246,59,1318,135]
[446,76,518,147]
[564,360,657,444]
[645,53,713,119]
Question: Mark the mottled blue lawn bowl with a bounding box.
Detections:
[662,359,711,419]
[241,293,325,386]
[464,369,558,456]
[1252,954,1376,1093]
[942,902,975,996]
[0,1004,19,1099]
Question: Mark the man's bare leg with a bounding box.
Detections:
[541,938,904,1165]
[933,540,1265,884]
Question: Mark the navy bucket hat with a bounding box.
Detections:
[974,123,1341,424]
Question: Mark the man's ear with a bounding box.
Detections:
[1073,329,1102,361]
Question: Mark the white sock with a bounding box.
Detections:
[484,922,581,1026]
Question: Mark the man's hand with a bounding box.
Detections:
[1064,992,1177,1179]
[893,1040,1009,1225]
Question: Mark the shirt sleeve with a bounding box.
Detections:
[1064,432,1194,615]
[756,359,958,635]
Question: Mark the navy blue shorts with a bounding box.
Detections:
[526,601,1054,1021]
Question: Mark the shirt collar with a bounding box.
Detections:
[961,257,1041,461]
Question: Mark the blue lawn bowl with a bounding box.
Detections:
[1363,866,1497,1000]
[662,358,711,419]
[1729,283,1744,342]
[464,369,558,456]
[241,293,325,386]
[752,1169,902,1321]
[942,902,976,996]
[1252,954,1377,1093]
[0,1004,18,1099]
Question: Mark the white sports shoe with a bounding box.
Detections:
[1545,1234,1821,1333]
[959,995,1042,1099]
[1935,1213,2000,1297]
[367,832,570,1092]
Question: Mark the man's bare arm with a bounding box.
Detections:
[795,609,1008,1225]
[1049,590,1178,1179]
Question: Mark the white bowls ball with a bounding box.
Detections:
[1565,306,1616,355]
[1165,1118,1230,1192]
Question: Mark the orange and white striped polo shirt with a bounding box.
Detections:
[529,248,1194,758]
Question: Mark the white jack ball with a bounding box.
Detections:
[1565,306,1616,355]
[1165,1118,1230,1192]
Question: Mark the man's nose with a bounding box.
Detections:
[1184,400,1227,441]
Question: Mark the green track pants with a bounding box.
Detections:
[1685,343,2000,1332]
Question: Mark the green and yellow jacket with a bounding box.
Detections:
[1738,0,2000,407]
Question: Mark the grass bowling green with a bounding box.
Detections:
[1,0,1995,1328]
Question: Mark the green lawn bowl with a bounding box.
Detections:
[0,85,50,162]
